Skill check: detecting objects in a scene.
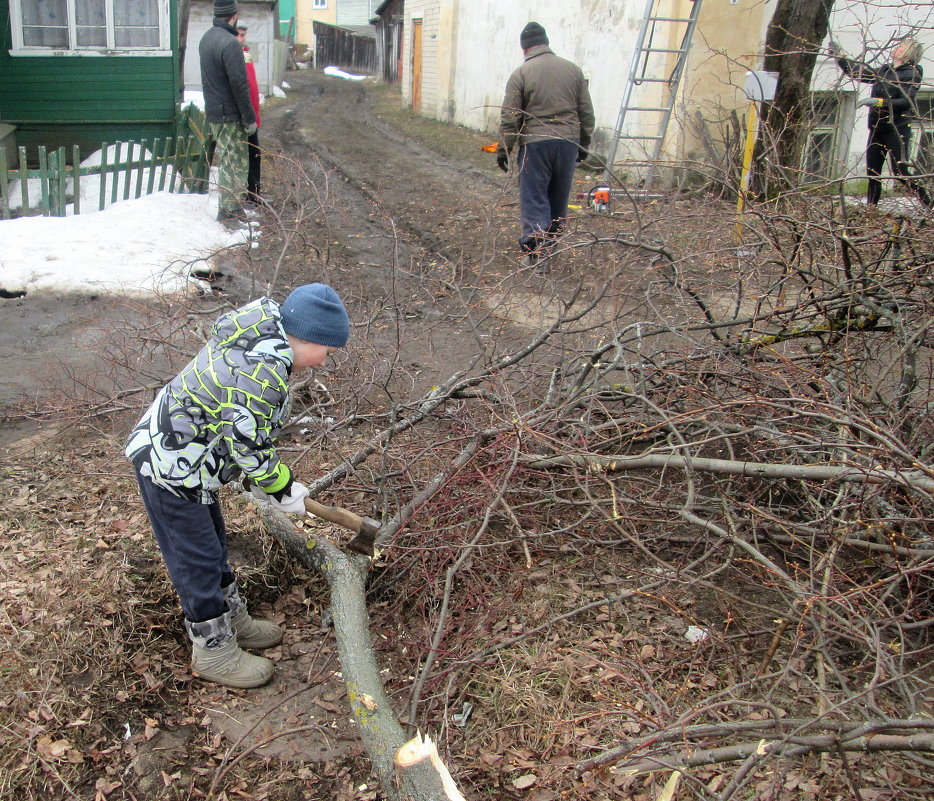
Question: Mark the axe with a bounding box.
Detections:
[244,478,379,556]
[302,496,380,556]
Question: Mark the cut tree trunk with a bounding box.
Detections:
[257,503,468,801]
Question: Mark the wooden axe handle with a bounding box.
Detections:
[304,497,365,533]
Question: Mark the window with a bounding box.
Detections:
[911,93,934,177]
[801,91,850,182]
[9,0,168,54]
[313,0,327,8]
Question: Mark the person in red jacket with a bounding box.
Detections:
[236,26,262,204]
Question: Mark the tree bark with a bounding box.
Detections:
[755,0,835,194]
[257,504,467,801]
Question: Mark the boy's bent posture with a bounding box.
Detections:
[126,284,350,687]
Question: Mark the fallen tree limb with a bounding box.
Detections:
[575,718,934,774]
[608,732,934,776]
[258,504,467,801]
[525,451,934,494]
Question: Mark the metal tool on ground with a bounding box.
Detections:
[589,185,612,212]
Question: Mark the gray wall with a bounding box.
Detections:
[184,1,281,96]
[337,0,377,27]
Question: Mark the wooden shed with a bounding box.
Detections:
[0,0,180,157]
[372,0,404,84]
[184,0,285,97]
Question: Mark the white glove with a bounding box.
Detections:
[250,480,309,515]
[859,97,881,108]
[244,122,258,136]
[269,480,309,514]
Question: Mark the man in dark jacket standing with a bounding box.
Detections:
[832,37,930,208]
[498,22,595,270]
[200,1,257,225]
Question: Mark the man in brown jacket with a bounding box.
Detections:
[498,22,595,270]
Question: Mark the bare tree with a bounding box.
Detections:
[755,0,836,192]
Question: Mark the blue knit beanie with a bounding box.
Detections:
[279,284,350,348]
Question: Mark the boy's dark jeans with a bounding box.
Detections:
[135,470,235,623]
[517,139,578,251]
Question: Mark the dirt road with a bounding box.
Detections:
[0,70,520,432]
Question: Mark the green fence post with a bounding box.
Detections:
[111,142,122,205]
[98,143,109,212]
[18,146,30,215]
[147,138,160,195]
[158,138,173,192]
[122,142,133,201]
[72,145,81,216]
[56,146,67,217]
[168,137,184,193]
[136,139,149,198]
[0,146,8,220]
[38,146,50,217]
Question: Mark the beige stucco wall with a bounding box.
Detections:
[673,0,770,172]
[391,0,933,183]
[295,0,338,52]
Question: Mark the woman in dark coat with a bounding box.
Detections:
[833,37,931,208]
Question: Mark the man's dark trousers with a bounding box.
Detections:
[518,139,578,251]
[247,131,261,201]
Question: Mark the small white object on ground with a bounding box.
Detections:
[685,625,709,643]
[323,65,366,81]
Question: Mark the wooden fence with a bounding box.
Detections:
[0,104,213,219]
[313,20,377,75]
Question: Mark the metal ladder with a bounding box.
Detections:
[603,0,704,189]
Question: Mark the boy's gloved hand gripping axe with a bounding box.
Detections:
[245,478,380,556]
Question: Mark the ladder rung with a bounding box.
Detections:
[622,106,673,112]
[639,47,687,55]
[633,77,673,83]
[648,16,694,23]
[618,135,665,141]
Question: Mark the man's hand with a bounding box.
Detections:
[496,148,509,173]
[859,97,882,108]
[244,122,258,136]
[827,39,842,57]
[576,147,588,163]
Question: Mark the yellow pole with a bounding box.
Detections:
[736,101,759,236]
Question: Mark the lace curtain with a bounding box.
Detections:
[21,0,160,48]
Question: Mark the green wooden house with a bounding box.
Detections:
[0,0,181,158]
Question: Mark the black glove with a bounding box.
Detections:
[496,150,509,172]
[576,147,587,163]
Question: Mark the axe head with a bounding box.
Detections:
[346,517,380,557]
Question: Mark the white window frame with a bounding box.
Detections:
[313,0,328,9]
[801,90,853,183]
[910,92,934,175]
[8,0,171,57]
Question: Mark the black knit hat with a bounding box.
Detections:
[520,22,548,49]
[214,1,238,18]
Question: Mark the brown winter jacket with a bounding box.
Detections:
[499,45,595,152]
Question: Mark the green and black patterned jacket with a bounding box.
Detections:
[126,298,294,503]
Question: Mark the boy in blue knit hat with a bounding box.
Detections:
[126,284,350,688]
